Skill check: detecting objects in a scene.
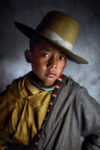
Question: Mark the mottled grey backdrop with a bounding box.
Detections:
[0,0,100,102]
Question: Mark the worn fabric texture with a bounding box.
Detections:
[0,72,100,150]
[0,74,52,145]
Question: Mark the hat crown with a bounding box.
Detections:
[36,11,79,45]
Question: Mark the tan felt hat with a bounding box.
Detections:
[14,11,88,64]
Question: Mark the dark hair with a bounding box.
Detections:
[29,34,46,51]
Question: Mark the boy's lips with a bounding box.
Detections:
[46,73,57,78]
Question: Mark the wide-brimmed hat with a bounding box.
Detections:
[14,11,88,64]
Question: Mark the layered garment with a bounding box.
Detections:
[0,72,100,150]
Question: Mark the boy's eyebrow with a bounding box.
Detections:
[40,47,53,52]
[40,47,67,56]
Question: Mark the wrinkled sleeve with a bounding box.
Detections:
[0,80,18,149]
[78,87,100,150]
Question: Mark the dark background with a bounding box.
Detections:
[0,0,100,102]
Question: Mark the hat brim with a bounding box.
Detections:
[14,21,88,64]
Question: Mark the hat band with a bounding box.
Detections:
[36,26,73,50]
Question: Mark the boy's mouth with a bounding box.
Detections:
[46,73,57,78]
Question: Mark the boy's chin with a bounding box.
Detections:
[38,78,57,87]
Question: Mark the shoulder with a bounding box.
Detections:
[0,72,30,97]
[62,75,100,115]
[62,74,91,100]
[62,74,81,90]
[0,72,31,111]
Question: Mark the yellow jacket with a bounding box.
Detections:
[0,75,52,148]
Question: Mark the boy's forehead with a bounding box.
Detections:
[35,41,67,55]
[37,41,58,49]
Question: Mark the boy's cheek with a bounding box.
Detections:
[58,64,66,71]
[32,65,46,73]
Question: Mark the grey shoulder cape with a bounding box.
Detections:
[34,74,100,150]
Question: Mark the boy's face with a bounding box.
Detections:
[29,42,67,87]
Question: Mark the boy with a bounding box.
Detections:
[0,11,100,150]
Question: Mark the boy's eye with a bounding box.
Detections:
[41,53,49,57]
[58,56,66,60]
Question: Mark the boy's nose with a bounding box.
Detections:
[47,58,58,69]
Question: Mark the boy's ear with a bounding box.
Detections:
[25,50,32,63]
